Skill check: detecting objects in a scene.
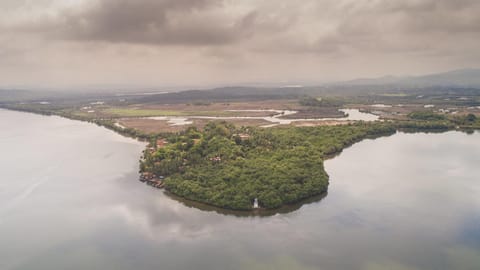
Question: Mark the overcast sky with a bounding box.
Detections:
[1,0,479,89]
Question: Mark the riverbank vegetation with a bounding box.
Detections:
[405,111,480,129]
[141,122,396,210]
[139,110,480,210]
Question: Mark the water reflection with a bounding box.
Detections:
[1,109,480,270]
[163,191,328,217]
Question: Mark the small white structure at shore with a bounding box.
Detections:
[253,198,259,209]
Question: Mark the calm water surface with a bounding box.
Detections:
[1,109,479,270]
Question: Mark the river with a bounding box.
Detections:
[1,109,479,270]
[145,108,379,127]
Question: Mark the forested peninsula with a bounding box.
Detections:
[141,122,391,210]
[139,112,480,211]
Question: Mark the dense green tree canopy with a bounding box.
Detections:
[141,122,396,210]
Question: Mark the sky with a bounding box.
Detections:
[1,0,479,90]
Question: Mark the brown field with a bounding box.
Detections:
[102,98,358,133]
[102,98,480,134]
[113,99,405,133]
[138,99,301,111]
[291,120,355,127]
[119,118,273,133]
[119,119,188,133]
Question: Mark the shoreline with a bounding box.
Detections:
[2,106,479,214]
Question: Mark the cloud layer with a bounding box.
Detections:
[1,0,480,88]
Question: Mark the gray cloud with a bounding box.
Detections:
[338,0,480,35]
[6,0,480,51]
[0,0,479,87]
[310,0,480,55]
[11,0,261,46]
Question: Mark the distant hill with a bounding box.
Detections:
[410,69,480,87]
[2,68,480,104]
[0,89,134,104]
[339,68,480,88]
[0,89,43,103]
